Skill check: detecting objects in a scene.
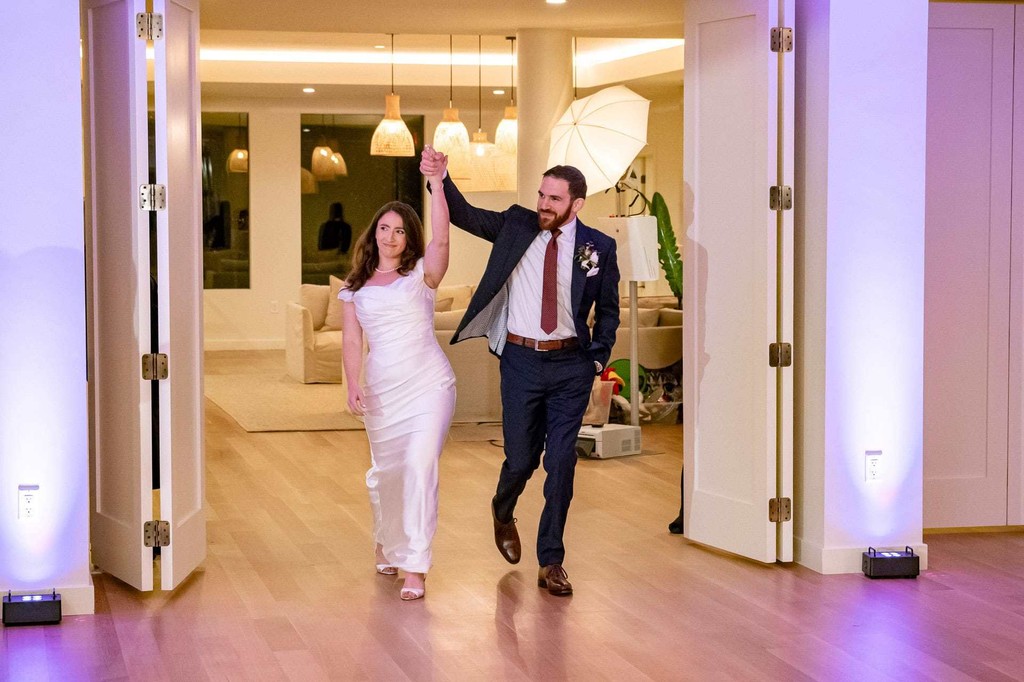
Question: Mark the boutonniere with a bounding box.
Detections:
[575,242,600,272]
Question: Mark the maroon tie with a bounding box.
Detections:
[541,228,561,334]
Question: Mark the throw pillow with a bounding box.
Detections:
[324,275,345,330]
[435,296,454,312]
[434,309,465,330]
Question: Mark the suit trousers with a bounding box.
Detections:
[494,342,595,566]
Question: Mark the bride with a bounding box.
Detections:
[338,147,456,601]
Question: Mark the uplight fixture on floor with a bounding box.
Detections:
[432,35,471,177]
[370,33,414,157]
[2,590,62,626]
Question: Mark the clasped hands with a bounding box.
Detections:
[420,145,447,187]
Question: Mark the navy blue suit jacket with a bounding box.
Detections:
[441,176,620,371]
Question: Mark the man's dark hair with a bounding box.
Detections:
[543,165,588,201]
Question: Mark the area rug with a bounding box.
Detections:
[204,373,364,432]
[204,373,505,438]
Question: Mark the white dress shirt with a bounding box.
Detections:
[507,219,577,340]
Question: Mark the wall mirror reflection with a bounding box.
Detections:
[300,113,424,285]
[201,112,250,289]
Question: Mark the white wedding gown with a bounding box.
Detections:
[339,259,456,573]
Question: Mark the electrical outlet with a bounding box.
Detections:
[865,451,882,481]
[270,300,280,314]
[18,485,39,520]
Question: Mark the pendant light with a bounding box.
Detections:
[494,37,518,156]
[468,36,515,192]
[370,34,414,157]
[432,35,471,178]
[227,112,249,173]
[311,114,336,180]
[327,115,348,176]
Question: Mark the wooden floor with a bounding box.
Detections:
[4,352,1024,680]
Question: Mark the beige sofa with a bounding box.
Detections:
[284,279,503,423]
[285,282,680,423]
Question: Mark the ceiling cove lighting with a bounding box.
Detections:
[432,35,471,179]
[494,36,518,157]
[302,87,315,93]
[370,34,414,157]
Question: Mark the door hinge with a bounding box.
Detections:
[136,12,164,40]
[769,497,792,523]
[144,520,170,547]
[769,342,792,368]
[770,27,794,53]
[141,353,169,380]
[139,184,166,211]
[769,185,793,211]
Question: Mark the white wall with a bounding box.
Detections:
[795,0,929,573]
[0,2,93,613]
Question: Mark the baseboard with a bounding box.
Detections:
[203,338,284,351]
[795,536,929,574]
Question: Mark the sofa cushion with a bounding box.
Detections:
[323,275,345,330]
[437,283,474,311]
[589,306,661,327]
[657,308,683,327]
[435,296,454,312]
[434,308,465,331]
[300,283,330,330]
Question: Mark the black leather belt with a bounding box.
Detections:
[506,333,579,351]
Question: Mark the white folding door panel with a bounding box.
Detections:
[84,0,153,591]
[153,0,206,589]
[683,0,794,563]
[924,3,1012,528]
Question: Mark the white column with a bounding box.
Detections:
[794,0,929,573]
[515,29,574,204]
[0,2,93,612]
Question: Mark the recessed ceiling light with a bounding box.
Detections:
[546,0,567,4]
[302,128,311,132]
[302,87,315,93]
[373,44,385,49]
[492,89,505,96]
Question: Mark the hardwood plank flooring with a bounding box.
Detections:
[3,351,1024,680]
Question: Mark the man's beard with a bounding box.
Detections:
[538,206,570,230]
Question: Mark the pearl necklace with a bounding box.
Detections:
[375,265,399,274]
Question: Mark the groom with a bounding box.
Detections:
[420,149,620,595]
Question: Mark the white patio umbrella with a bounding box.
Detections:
[547,85,651,196]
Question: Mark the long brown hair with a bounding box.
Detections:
[344,201,424,292]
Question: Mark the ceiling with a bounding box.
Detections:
[197,0,685,115]
[199,0,685,38]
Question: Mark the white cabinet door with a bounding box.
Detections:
[86,0,206,591]
[924,3,1013,528]
[683,0,794,563]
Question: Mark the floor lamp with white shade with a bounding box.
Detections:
[595,215,660,432]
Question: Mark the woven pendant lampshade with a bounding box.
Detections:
[311,139,336,180]
[371,94,414,157]
[226,147,249,173]
[466,36,515,192]
[300,167,318,194]
[370,34,414,157]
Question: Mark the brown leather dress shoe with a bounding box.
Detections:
[491,498,521,564]
[538,564,573,596]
